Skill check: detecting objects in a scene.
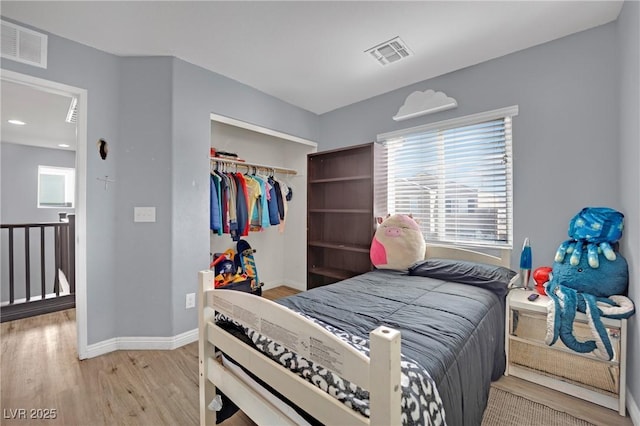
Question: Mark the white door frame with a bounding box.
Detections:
[1,69,88,359]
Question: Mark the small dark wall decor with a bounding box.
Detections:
[97,139,109,160]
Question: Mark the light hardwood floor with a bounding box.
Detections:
[1,308,200,425]
[1,286,632,426]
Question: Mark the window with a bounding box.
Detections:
[38,165,75,208]
[377,106,517,248]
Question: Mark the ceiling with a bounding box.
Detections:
[0,1,624,150]
[1,80,77,151]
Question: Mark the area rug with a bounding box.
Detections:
[481,387,596,426]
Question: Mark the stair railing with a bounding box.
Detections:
[1,214,75,322]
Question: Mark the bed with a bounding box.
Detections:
[198,244,518,426]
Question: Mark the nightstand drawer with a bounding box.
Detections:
[509,309,622,362]
[509,339,620,395]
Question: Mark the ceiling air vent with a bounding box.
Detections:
[365,36,412,66]
[66,97,78,124]
[1,20,48,69]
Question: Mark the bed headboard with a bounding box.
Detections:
[425,243,511,268]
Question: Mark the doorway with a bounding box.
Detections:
[0,69,88,359]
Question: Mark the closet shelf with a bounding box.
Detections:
[210,156,297,176]
[308,208,372,214]
[308,240,371,253]
[309,175,372,184]
[308,266,358,281]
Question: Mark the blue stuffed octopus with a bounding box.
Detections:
[545,207,635,360]
[554,207,624,268]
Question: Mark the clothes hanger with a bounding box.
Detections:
[256,167,269,179]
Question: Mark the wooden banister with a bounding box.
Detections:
[1,220,76,322]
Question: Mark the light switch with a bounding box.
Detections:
[134,206,156,222]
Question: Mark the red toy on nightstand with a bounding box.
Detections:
[533,266,552,295]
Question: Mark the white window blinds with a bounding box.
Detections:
[377,106,517,248]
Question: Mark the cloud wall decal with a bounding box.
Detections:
[393,89,458,121]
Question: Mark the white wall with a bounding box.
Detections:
[210,122,314,291]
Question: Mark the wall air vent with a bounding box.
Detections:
[1,20,48,69]
[365,36,412,66]
[66,97,78,124]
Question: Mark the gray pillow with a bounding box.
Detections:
[408,258,516,298]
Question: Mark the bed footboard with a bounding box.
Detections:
[198,271,216,426]
[198,270,401,426]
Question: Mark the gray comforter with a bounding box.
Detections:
[277,268,508,426]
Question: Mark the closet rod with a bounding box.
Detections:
[210,157,297,176]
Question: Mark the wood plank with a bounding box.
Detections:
[261,286,299,300]
[308,240,371,253]
[208,359,299,426]
[308,174,372,183]
[199,270,216,426]
[308,266,355,280]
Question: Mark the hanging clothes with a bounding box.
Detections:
[250,174,270,231]
[210,174,222,235]
[228,174,240,241]
[244,174,262,232]
[221,173,230,233]
[271,177,285,221]
[234,173,250,239]
[210,160,294,239]
[266,177,280,226]
[278,181,289,234]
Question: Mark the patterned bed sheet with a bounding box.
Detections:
[215,311,447,425]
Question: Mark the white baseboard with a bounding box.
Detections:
[85,328,198,359]
[172,327,199,348]
[628,388,640,425]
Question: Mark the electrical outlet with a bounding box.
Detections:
[186,293,196,309]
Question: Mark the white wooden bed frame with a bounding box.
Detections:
[198,244,512,426]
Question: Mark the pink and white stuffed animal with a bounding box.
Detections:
[370,214,426,271]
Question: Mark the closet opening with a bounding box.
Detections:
[210,114,316,292]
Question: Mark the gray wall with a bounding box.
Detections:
[1,142,75,223]
[319,22,620,273]
[114,57,173,337]
[1,20,121,344]
[617,0,639,415]
[0,142,75,301]
[170,57,318,335]
[0,18,318,344]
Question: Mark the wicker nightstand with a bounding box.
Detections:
[505,289,627,415]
